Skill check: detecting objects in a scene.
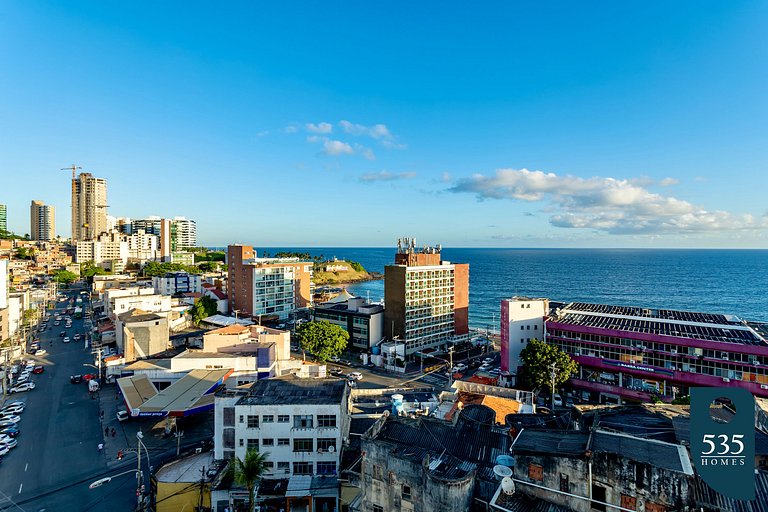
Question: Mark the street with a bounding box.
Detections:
[0,289,136,512]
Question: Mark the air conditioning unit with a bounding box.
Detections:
[722,378,731,383]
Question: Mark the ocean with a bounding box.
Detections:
[223,248,768,329]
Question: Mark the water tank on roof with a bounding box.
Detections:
[391,394,404,416]
[459,403,496,427]
[372,346,381,355]
[493,465,513,481]
[496,455,515,467]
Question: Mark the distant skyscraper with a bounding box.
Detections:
[0,204,6,232]
[173,217,197,248]
[71,172,108,241]
[30,200,56,241]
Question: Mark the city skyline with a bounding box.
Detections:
[1,2,767,248]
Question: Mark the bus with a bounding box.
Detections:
[74,307,83,319]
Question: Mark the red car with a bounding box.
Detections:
[83,374,97,382]
[32,366,44,374]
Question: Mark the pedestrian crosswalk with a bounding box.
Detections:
[417,374,448,387]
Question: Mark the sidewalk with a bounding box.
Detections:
[96,382,216,469]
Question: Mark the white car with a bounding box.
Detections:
[0,421,16,429]
[0,415,20,424]
[63,337,71,343]
[0,438,17,449]
[35,349,47,356]
[116,410,130,422]
[1,405,24,415]
[10,383,35,393]
[479,364,492,371]
[4,401,25,409]
[0,444,9,456]
[553,393,563,407]
[347,372,363,381]
[483,358,494,364]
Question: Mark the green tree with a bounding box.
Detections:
[518,338,578,393]
[672,395,690,405]
[348,261,365,272]
[189,295,219,327]
[197,261,221,273]
[230,449,270,511]
[80,261,109,283]
[296,320,349,361]
[141,261,201,277]
[53,269,79,284]
[14,247,33,260]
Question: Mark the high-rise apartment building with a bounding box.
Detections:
[227,245,313,321]
[384,238,469,357]
[172,217,197,248]
[71,172,108,241]
[0,204,7,232]
[30,200,56,241]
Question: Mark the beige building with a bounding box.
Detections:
[71,172,108,241]
[202,324,291,361]
[30,200,55,241]
[76,230,128,266]
[120,309,169,362]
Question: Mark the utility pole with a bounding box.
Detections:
[176,429,184,456]
[448,346,455,388]
[550,362,557,410]
[136,431,144,511]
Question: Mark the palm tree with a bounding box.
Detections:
[231,448,270,511]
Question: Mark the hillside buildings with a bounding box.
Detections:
[30,200,55,241]
[384,238,469,358]
[227,245,313,321]
[71,171,108,241]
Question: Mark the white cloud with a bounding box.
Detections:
[306,122,333,134]
[338,120,405,149]
[283,125,299,134]
[450,168,768,235]
[322,139,354,156]
[659,177,679,187]
[256,130,271,137]
[359,171,416,182]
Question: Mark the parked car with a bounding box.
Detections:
[565,397,574,407]
[1,405,24,415]
[553,393,563,407]
[329,368,344,377]
[9,383,35,393]
[455,363,467,371]
[0,438,17,449]
[33,366,44,374]
[0,421,16,429]
[0,427,19,438]
[483,358,494,364]
[83,374,97,382]
[70,375,83,384]
[54,321,61,326]
[347,372,363,381]
[4,401,25,409]
[63,337,70,343]
[0,444,9,457]
[468,360,481,369]
[35,349,47,356]
[479,364,492,371]
[0,415,21,424]
[59,331,65,337]
[116,410,130,422]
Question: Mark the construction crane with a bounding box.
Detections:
[61,164,82,180]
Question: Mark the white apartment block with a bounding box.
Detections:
[500,297,549,375]
[72,172,108,241]
[153,272,202,296]
[172,216,197,248]
[215,378,349,479]
[30,200,55,241]
[76,231,129,266]
[127,229,160,263]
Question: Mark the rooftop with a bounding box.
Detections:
[118,308,164,323]
[207,324,250,335]
[592,430,693,475]
[513,430,589,457]
[238,377,348,406]
[155,450,215,483]
[553,302,766,345]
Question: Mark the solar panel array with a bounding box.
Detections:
[556,312,764,345]
[565,302,732,325]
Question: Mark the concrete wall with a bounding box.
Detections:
[123,316,169,362]
[202,331,249,352]
[383,265,406,341]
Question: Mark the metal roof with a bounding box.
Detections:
[237,377,348,406]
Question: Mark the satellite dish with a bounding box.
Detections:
[328,445,335,453]
[501,476,516,495]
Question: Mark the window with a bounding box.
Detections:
[294,415,313,429]
[239,438,244,447]
[263,438,274,446]
[223,428,235,449]
[373,506,384,512]
[402,484,412,500]
[247,415,259,428]
[528,463,543,481]
[278,414,290,423]
[293,462,312,475]
[262,415,274,423]
[521,338,525,343]
[239,415,244,424]
[591,485,607,512]
[372,464,384,480]
[277,461,290,472]
[521,325,525,330]
[247,439,259,450]
[223,407,235,426]
[317,415,337,428]
[559,474,569,493]
[294,438,313,452]
[264,461,274,469]
[317,462,336,475]
[278,438,290,446]
[317,438,336,451]
[527,325,530,330]
[534,325,538,330]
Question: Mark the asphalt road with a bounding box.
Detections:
[0,289,136,512]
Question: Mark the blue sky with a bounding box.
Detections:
[1,2,767,247]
